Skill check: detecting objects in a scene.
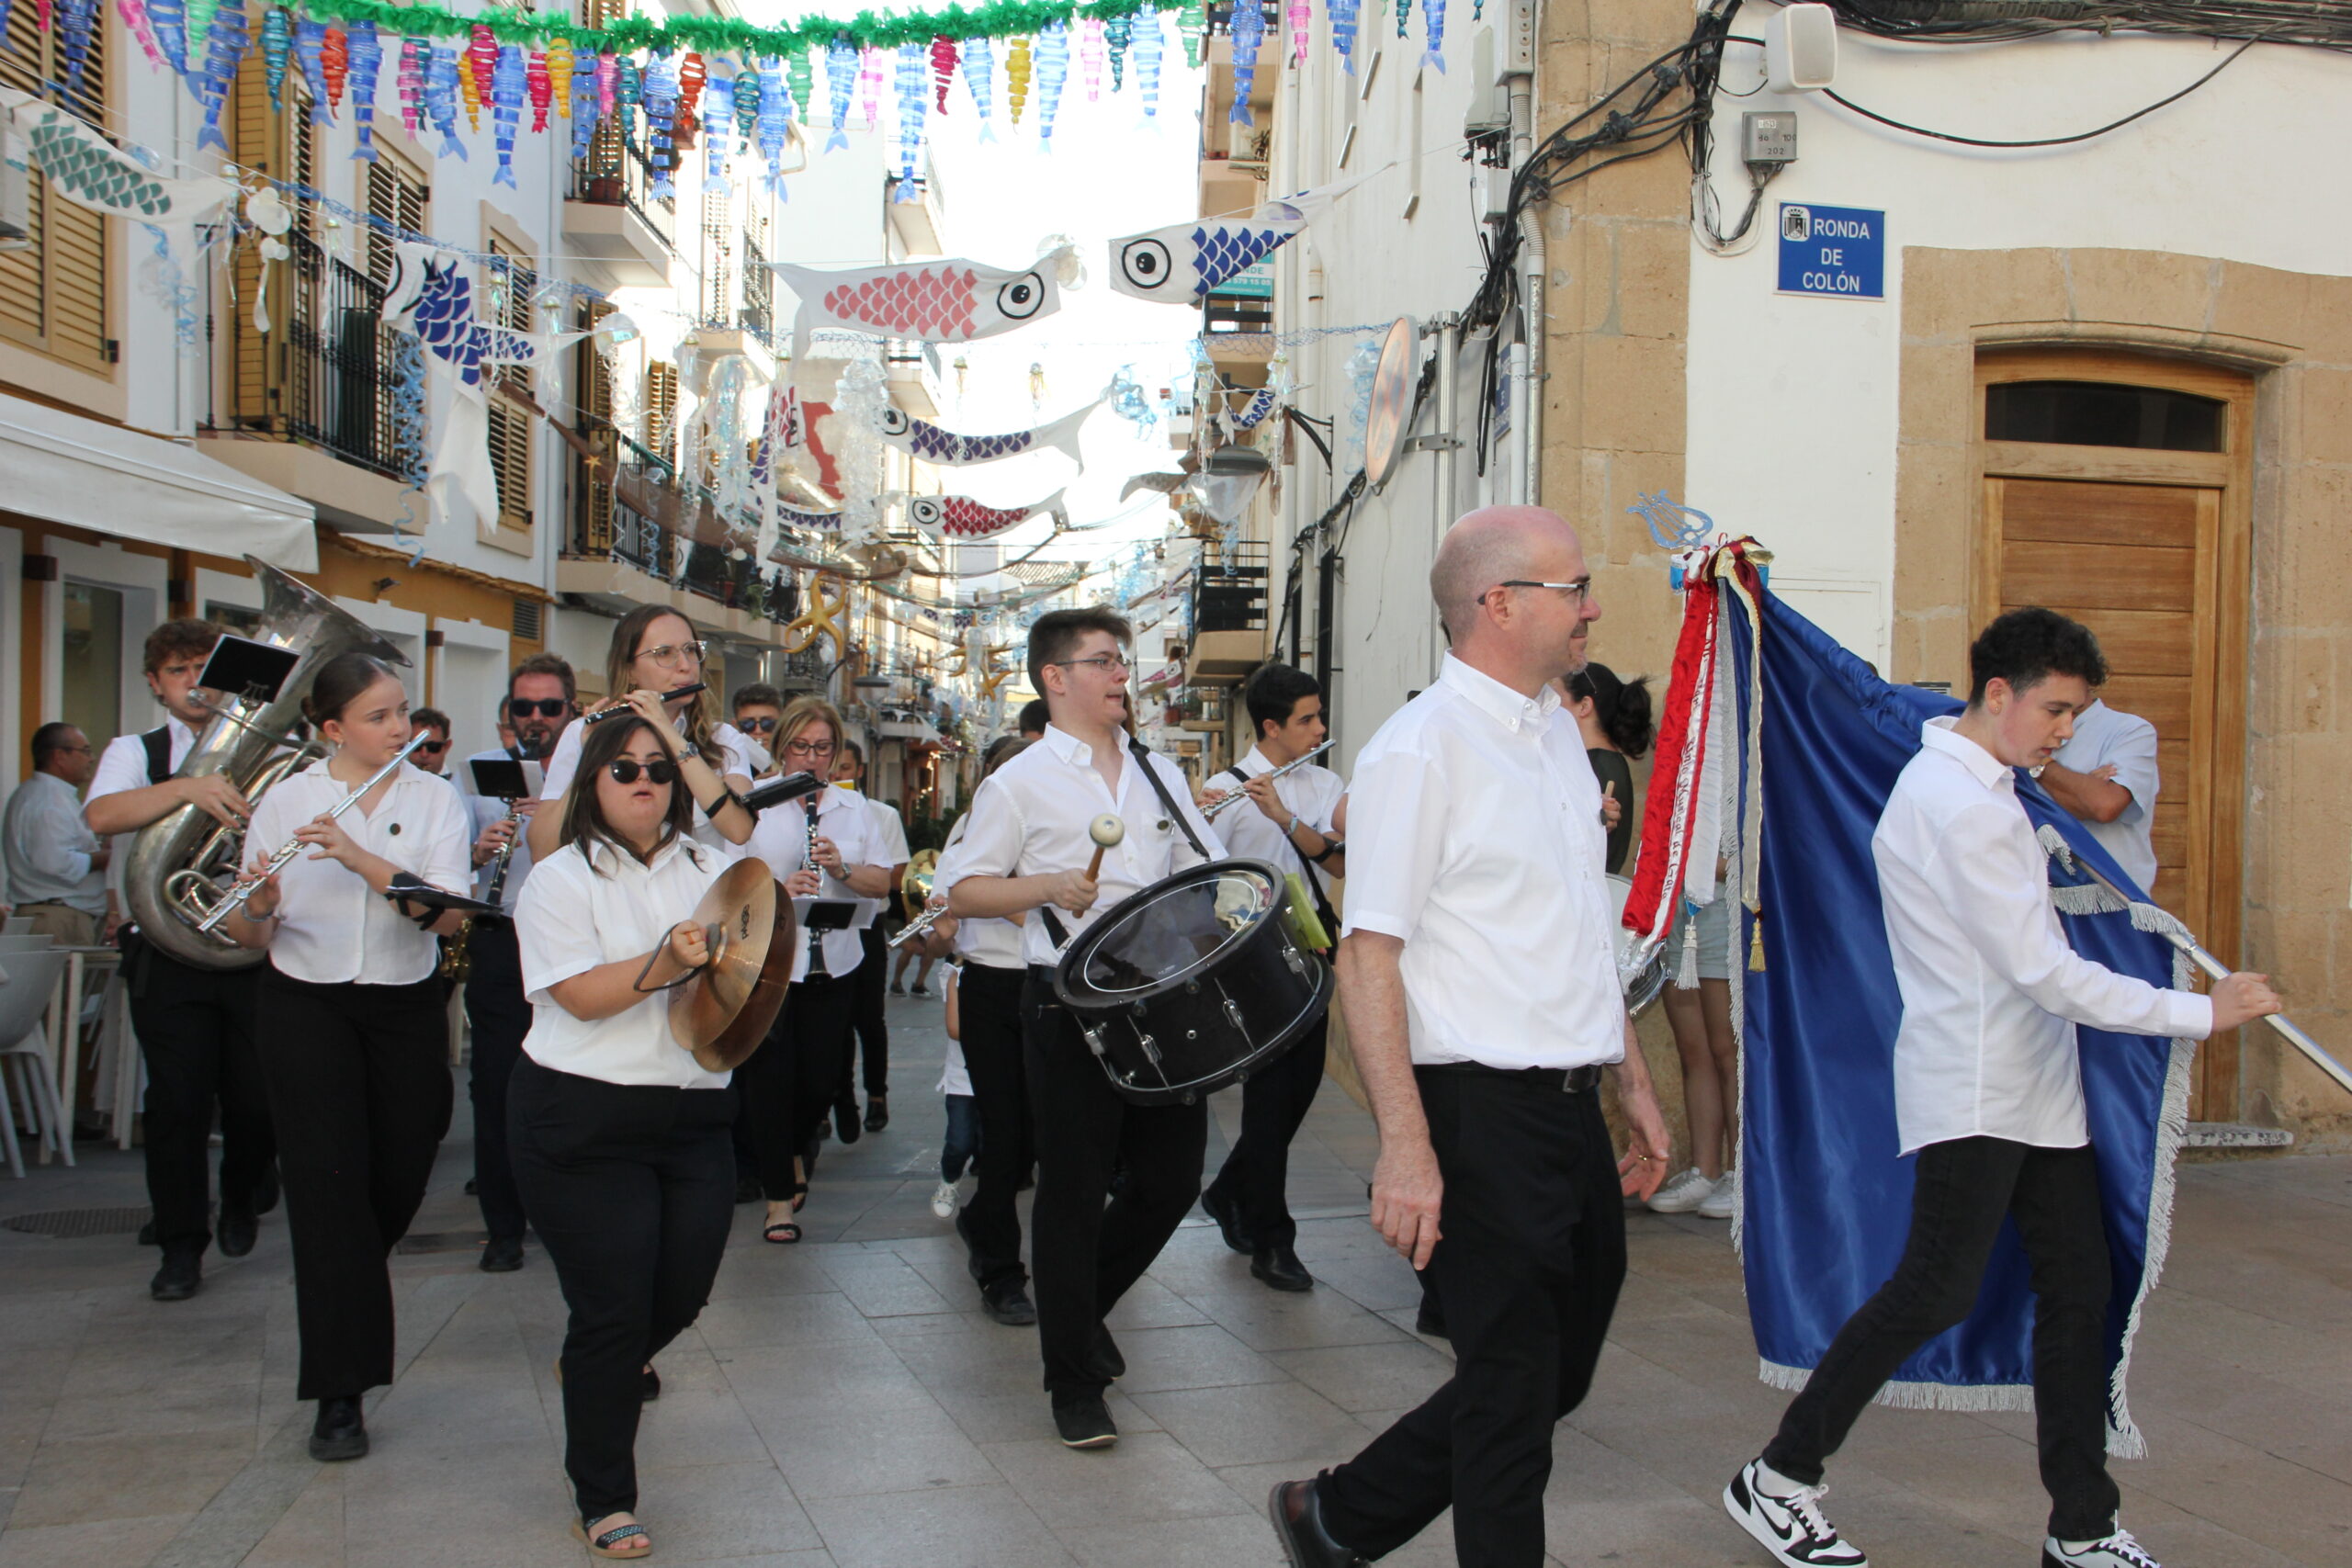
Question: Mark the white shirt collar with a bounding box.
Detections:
[1042,721,1125,767]
[1238,743,1273,775]
[1438,653,1560,735]
[1919,716,2014,793]
[581,833,705,879]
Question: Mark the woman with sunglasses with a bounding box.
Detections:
[526,606,757,863]
[507,712,735,1560]
[215,653,474,1464]
[738,697,892,1243]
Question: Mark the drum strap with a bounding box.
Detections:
[1221,764,1340,938]
[1128,737,1212,861]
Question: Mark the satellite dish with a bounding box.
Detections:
[1363,316,1419,490]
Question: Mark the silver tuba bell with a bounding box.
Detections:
[120,557,412,970]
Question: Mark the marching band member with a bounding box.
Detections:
[1195,662,1346,1294]
[1722,609,2278,1568]
[740,698,890,1244]
[216,652,474,1464]
[939,607,1225,1450]
[526,606,756,863]
[829,738,906,1134]
[507,709,736,1562]
[1266,508,1670,1568]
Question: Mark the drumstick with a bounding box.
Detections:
[1083,814,1125,882]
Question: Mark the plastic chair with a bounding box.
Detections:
[0,947,74,1177]
[0,933,54,951]
[1,917,30,935]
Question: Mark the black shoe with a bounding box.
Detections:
[1414,1301,1449,1339]
[149,1252,202,1303]
[463,1178,479,1196]
[1084,1323,1125,1382]
[864,1094,889,1133]
[832,1098,863,1145]
[309,1395,368,1462]
[479,1235,525,1273]
[735,1172,763,1204]
[1252,1246,1315,1292]
[137,1218,156,1247]
[252,1163,280,1216]
[216,1204,257,1259]
[1052,1393,1118,1450]
[981,1280,1037,1326]
[1268,1477,1364,1567]
[641,1366,662,1402]
[1200,1187,1254,1255]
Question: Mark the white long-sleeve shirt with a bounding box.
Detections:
[1340,655,1624,1071]
[934,723,1224,969]
[1875,717,2212,1155]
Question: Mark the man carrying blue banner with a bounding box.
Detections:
[1724,608,2278,1568]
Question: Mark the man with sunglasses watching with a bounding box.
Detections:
[938,606,1227,1450]
[458,653,579,1272]
[732,683,785,779]
[406,708,455,777]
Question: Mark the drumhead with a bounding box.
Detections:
[1068,861,1283,1001]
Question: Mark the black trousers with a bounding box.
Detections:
[127,939,273,1258]
[1204,1010,1327,1251]
[254,971,453,1402]
[839,924,888,1100]
[957,962,1034,1292]
[732,971,856,1201]
[508,1055,734,1522]
[1763,1135,2120,1540]
[460,921,530,1242]
[1321,1067,1627,1568]
[1023,968,1206,1400]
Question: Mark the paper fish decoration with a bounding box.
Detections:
[1179,0,1205,69]
[191,0,249,155]
[322,26,347,107]
[381,243,544,388]
[874,400,1097,468]
[678,51,706,125]
[858,46,884,127]
[775,252,1070,349]
[261,6,289,108]
[147,0,187,76]
[527,48,551,132]
[1331,0,1360,72]
[186,0,219,75]
[701,71,732,193]
[825,35,855,151]
[291,16,326,118]
[962,35,996,141]
[1423,0,1447,71]
[1109,178,1361,303]
[1135,13,1163,118]
[616,55,639,118]
[1005,36,1030,125]
[642,51,678,198]
[463,22,496,130]
[1290,0,1310,63]
[758,56,791,188]
[1035,21,1068,150]
[1079,18,1103,101]
[908,489,1067,541]
[491,42,523,188]
[1229,0,1264,125]
[893,41,926,200]
[786,48,813,123]
[929,35,956,111]
[546,39,571,120]
[570,70,596,159]
[346,21,381,161]
[594,51,616,123]
[734,59,761,141]
[396,33,423,134]
[425,40,466,159]
[1105,17,1130,90]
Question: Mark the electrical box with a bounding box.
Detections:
[1464,28,1511,139]
[1764,3,1839,93]
[1495,0,1535,81]
[1742,111,1799,165]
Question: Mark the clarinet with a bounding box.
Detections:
[803,797,829,979]
[441,796,523,984]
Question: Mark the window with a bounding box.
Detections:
[61,582,125,750]
[644,360,680,466]
[365,151,430,288]
[485,235,539,535]
[741,205,773,335]
[0,10,110,370]
[700,186,734,324]
[1984,380,2225,453]
[571,297,617,555]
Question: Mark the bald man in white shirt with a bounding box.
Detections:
[1722,608,2278,1568]
[1267,508,1670,1568]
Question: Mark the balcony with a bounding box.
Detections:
[564,135,676,288]
[1185,541,1271,685]
[885,172,946,259]
[885,338,944,419]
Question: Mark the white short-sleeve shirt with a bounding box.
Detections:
[1208,743,1345,899]
[243,759,474,986]
[746,783,880,981]
[938,816,1023,968]
[515,835,733,1089]
[539,716,758,852]
[85,716,200,812]
[2048,699,2161,892]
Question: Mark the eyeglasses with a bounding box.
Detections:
[785,739,838,759]
[1479,580,1592,608]
[509,697,569,719]
[607,759,680,785]
[636,639,708,668]
[738,716,778,734]
[1052,654,1132,674]
[415,739,450,755]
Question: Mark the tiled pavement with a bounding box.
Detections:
[2,992,2347,1567]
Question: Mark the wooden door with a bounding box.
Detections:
[1976,351,2253,1119]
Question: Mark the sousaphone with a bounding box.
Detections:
[669,862,796,1071]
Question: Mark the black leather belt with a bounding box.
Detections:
[1418,1061,1605,1094]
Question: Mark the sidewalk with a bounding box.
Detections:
[1,991,2345,1567]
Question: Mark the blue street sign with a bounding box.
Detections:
[1777,204,1885,300]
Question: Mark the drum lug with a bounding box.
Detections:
[1136,1032,1162,1066]
[1282,941,1307,978]
[1081,1024,1107,1058]
[1222,997,1249,1038]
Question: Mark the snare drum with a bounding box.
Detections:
[1053,858,1332,1105]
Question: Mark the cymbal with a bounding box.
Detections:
[669,860,797,1072]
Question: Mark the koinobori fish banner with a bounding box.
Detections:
[908,488,1067,540]
[875,399,1098,468]
[772,245,1076,356]
[1109,175,1364,304]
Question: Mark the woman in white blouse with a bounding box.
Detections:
[507,709,733,1561]
[525,604,757,864]
[219,652,474,1465]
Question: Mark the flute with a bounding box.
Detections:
[584,682,707,724]
[1202,740,1337,819]
[199,731,432,933]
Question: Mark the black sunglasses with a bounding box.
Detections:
[606,759,680,785]
[415,739,449,755]
[510,697,569,718]
[738,715,778,734]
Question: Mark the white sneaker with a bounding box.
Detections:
[930,1180,960,1221]
[1724,1458,1869,1567]
[1698,1172,1738,1220]
[1647,1167,1716,1213]
[2043,1529,2161,1568]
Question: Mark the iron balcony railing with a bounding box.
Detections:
[570,132,676,247]
[279,231,412,479]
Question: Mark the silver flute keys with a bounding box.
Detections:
[1201,740,1337,819]
[198,730,433,933]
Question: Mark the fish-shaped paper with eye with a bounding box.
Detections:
[907,489,1067,541]
[873,400,1099,468]
[772,246,1077,356]
[1108,176,1364,304]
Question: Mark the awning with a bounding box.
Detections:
[0,393,317,570]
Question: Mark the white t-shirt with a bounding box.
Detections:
[85,716,200,809]
[243,759,474,986]
[938,1026,972,1098]
[538,716,759,852]
[515,835,733,1089]
[746,783,881,982]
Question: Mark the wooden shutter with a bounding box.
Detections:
[485,235,538,533]
[700,186,733,323]
[572,298,616,554]
[0,11,110,370]
[645,361,679,466]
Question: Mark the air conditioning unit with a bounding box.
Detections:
[0,122,31,252]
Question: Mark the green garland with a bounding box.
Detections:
[310,1,1180,57]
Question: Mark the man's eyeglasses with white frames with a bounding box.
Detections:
[1479,580,1591,609]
